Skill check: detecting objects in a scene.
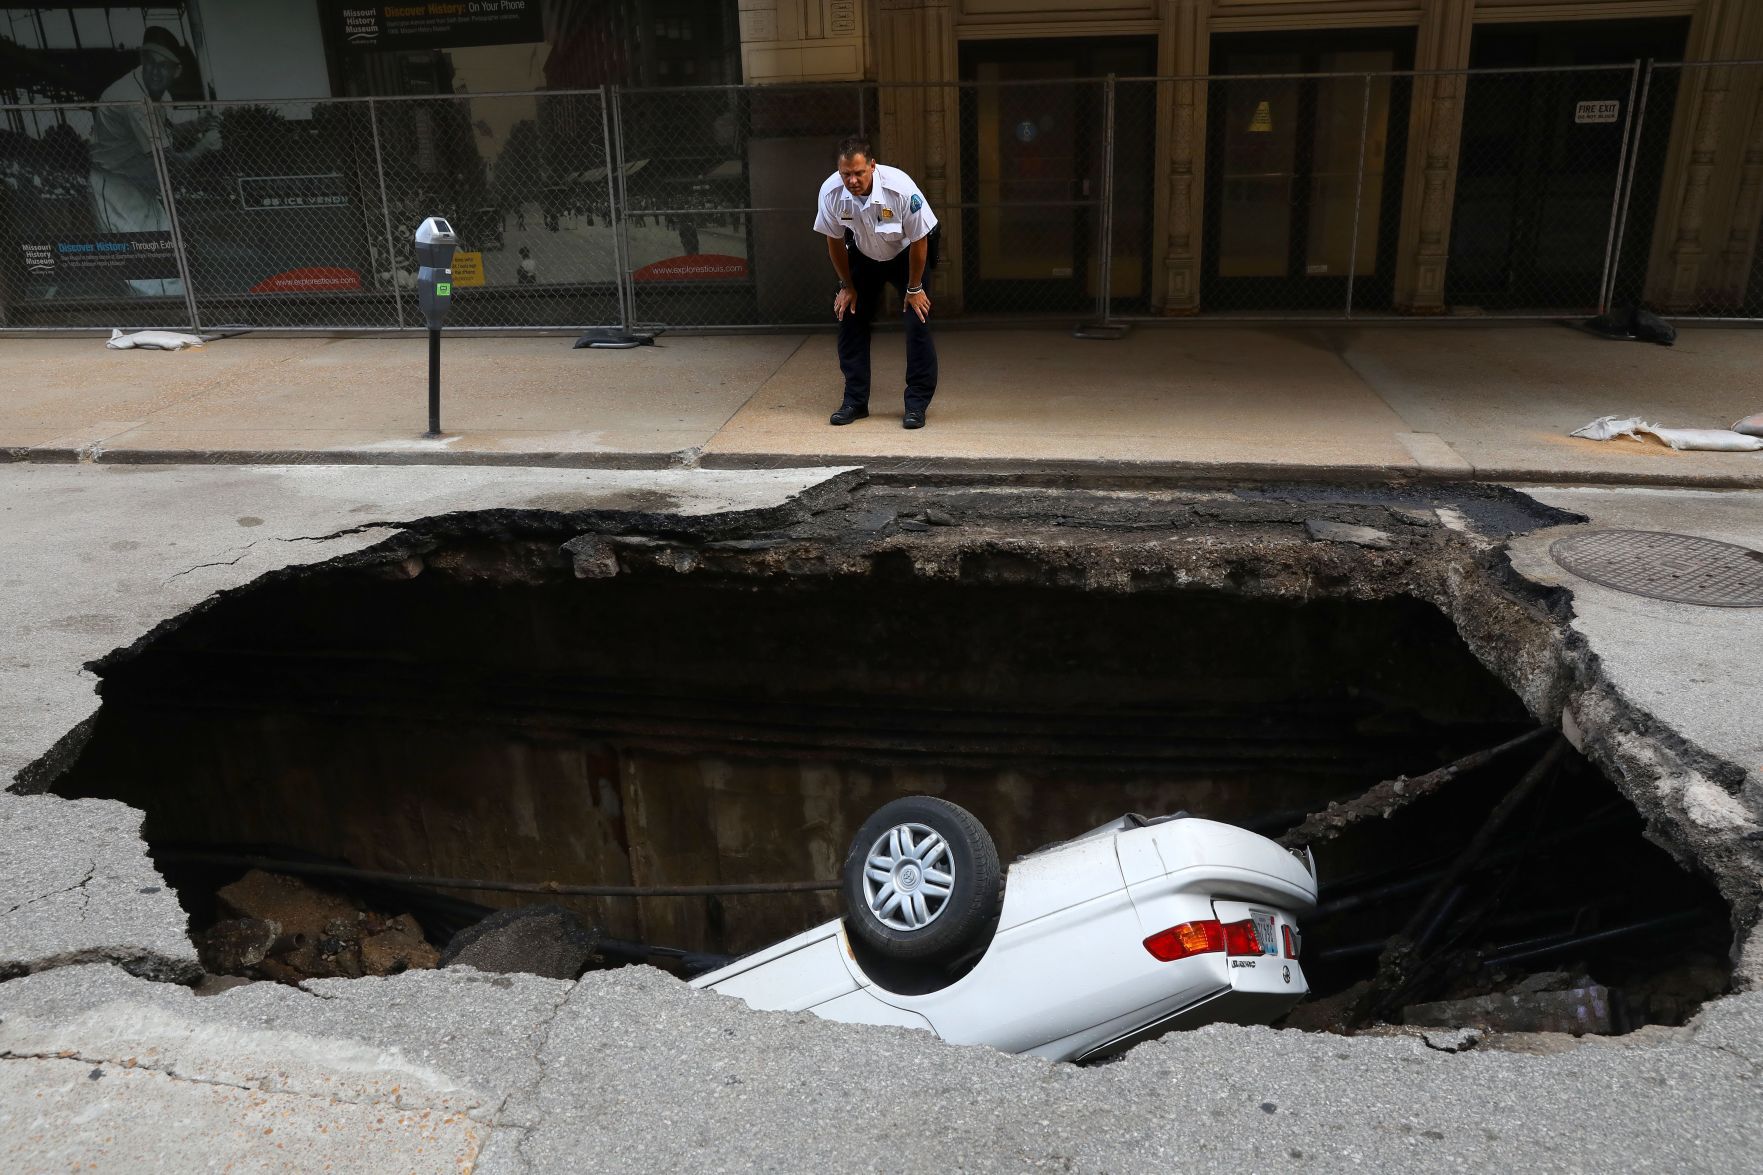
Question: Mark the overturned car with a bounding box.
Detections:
[693,796,1318,1062]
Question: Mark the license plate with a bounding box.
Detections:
[1252,910,1278,956]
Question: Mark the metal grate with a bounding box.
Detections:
[1549,529,1763,607]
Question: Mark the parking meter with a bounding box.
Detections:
[414,217,457,435]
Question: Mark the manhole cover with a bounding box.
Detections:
[1549,529,1763,607]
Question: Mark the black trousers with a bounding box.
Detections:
[837,229,939,412]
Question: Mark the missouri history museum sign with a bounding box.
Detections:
[330,1,543,51]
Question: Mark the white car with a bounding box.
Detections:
[692,796,1318,1062]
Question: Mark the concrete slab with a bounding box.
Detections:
[0,964,571,1173]
[8,337,302,428]
[5,962,1760,1174]
[704,327,1425,475]
[1505,486,1763,803]
[0,463,856,790]
[3,335,805,466]
[0,1059,484,1173]
[493,965,1763,1174]
[89,427,715,467]
[0,796,199,982]
[1344,326,1763,485]
[6,324,1762,486]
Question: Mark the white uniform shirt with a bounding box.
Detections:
[813,164,938,263]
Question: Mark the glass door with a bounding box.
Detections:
[1204,31,1413,311]
[959,37,1155,313]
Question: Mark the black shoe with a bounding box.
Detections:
[829,403,869,426]
[902,410,926,430]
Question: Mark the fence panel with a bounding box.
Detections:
[614,83,851,329]
[15,65,1763,331]
[610,79,1112,330]
[373,91,621,330]
[1609,61,1763,320]
[1198,71,1399,316]
[1443,65,1638,317]
[1,101,195,329]
[158,98,397,330]
[951,79,1110,320]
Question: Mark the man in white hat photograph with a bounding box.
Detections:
[88,25,219,295]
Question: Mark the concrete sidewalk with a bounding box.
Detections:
[5,322,1761,485]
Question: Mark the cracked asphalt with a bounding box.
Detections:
[3,963,1759,1173]
[2,463,1761,1171]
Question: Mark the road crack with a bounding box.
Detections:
[0,1047,493,1117]
[0,862,97,921]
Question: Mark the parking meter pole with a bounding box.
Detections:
[427,328,441,436]
[413,216,459,437]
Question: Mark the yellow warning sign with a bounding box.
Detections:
[1248,100,1273,133]
[450,250,485,287]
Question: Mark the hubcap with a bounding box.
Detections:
[861,821,955,932]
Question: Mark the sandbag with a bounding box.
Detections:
[1569,416,1763,451]
[1640,425,1763,452]
[106,328,204,350]
[1570,416,1647,441]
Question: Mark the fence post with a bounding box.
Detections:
[1097,74,1117,325]
[1603,60,1651,314]
[604,85,636,331]
[144,99,201,331]
[1344,74,1372,320]
[367,97,406,330]
[1595,61,1644,313]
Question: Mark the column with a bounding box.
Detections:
[1155,0,1208,313]
[1651,0,1747,310]
[1715,79,1763,302]
[1392,0,1474,314]
[1663,65,1732,308]
[875,0,961,307]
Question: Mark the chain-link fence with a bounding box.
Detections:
[1605,60,1763,320]
[6,63,1763,333]
[1444,64,1639,318]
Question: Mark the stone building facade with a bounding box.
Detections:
[738,1,1763,315]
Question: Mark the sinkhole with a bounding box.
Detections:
[47,487,1735,1038]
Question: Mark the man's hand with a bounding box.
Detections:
[834,287,856,320]
[904,288,930,322]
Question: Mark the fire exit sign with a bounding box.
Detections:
[1575,100,1621,125]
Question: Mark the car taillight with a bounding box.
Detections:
[1283,925,1300,959]
[1143,919,1225,962]
[1221,919,1263,957]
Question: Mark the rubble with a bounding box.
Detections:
[194,917,277,973]
[1303,519,1394,548]
[1404,985,1616,1036]
[195,870,439,984]
[440,904,603,980]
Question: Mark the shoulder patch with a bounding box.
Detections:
[909,194,923,213]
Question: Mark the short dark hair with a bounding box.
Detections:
[836,135,874,163]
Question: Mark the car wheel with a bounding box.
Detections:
[842,796,1001,963]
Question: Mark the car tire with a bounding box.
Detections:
[842,796,1001,963]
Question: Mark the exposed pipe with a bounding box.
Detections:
[1277,727,1555,847]
[157,850,840,898]
[1355,738,1571,1022]
[1480,911,1709,970]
